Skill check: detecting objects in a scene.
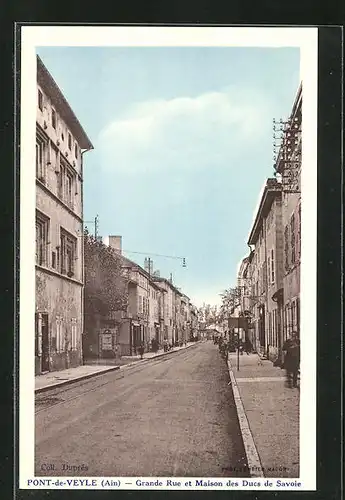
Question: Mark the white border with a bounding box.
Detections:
[19,26,318,491]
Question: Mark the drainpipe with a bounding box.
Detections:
[81,147,93,365]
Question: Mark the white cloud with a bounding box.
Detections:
[98,85,275,175]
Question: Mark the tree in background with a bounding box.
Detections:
[83,229,128,355]
[219,287,240,323]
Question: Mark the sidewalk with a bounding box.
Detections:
[227,352,299,479]
[35,341,198,393]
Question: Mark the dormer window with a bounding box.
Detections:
[68,132,72,150]
[38,90,43,111]
[52,108,57,129]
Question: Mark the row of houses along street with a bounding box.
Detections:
[223,83,302,366]
[35,55,199,375]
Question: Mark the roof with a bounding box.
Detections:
[151,276,183,296]
[37,55,93,150]
[121,255,163,290]
[247,178,282,245]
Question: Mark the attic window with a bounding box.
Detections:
[52,109,57,129]
[38,90,43,111]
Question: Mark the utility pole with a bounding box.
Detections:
[94,214,99,240]
[84,214,99,240]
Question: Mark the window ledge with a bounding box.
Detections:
[36,264,83,285]
[36,178,82,222]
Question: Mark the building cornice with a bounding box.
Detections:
[37,55,93,150]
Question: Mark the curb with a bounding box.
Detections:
[35,341,200,393]
[35,366,121,394]
[227,357,265,479]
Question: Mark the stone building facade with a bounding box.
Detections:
[247,179,284,359]
[278,86,302,341]
[35,56,93,374]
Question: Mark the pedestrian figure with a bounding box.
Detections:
[138,343,145,360]
[282,332,300,388]
[244,338,252,355]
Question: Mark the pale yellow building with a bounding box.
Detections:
[35,56,93,374]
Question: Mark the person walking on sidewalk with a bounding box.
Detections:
[138,343,145,360]
[282,332,300,388]
[244,337,252,355]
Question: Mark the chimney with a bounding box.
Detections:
[108,235,122,255]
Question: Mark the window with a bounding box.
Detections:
[68,133,72,150]
[291,214,296,264]
[52,251,56,269]
[65,170,73,207]
[267,256,271,286]
[60,229,77,277]
[56,317,64,352]
[284,225,289,271]
[58,161,75,207]
[36,212,49,266]
[38,89,43,111]
[271,249,275,283]
[74,143,78,159]
[52,108,57,129]
[36,132,47,180]
[58,163,64,198]
[71,319,77,350]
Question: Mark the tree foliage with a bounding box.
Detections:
[198,303,219,326]
[84,229,128,320]
[219,287,241,321]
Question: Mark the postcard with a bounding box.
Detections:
[18,25,317,492]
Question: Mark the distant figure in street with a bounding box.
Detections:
[151,338,159,353]
[163,339,169,352]
[282,332,300,388]
[138,343,145,360]
[244,338,252,355]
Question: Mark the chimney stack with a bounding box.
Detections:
[108,235,122,255]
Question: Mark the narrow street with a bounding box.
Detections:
[35,341,248,477]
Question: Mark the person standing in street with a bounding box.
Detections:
[138,343,145,360]
[244,337,252,355]
[282,332,300,388]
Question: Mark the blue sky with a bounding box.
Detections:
[37,46,300,307]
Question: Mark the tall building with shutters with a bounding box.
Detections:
[35,55,93,374]
[274,84,302,341]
